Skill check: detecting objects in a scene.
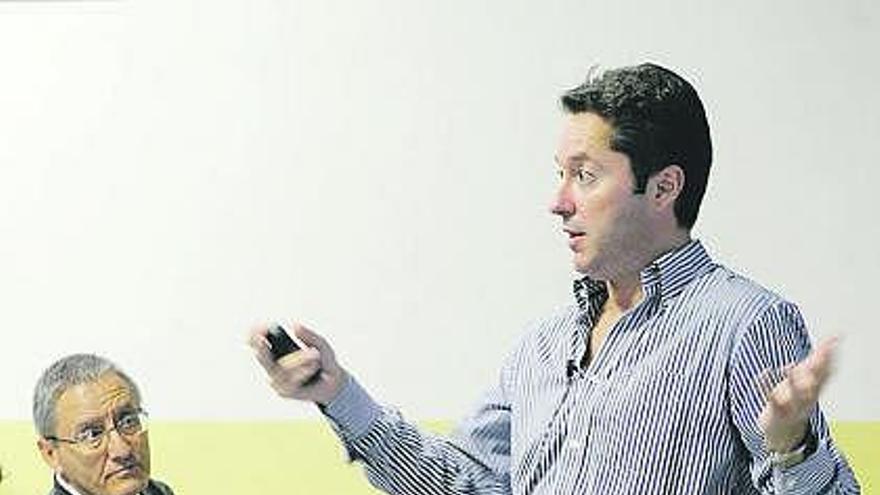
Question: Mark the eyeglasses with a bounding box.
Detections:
[45,409,149,450]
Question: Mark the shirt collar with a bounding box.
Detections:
[55,473,145,495]
[573,239,714,312]
[55,474,85,495]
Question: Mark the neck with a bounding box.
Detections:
[605,276,643,312]
[660,229,692,257]
[604,230,692,311]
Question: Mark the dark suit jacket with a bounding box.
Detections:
[49,477,174,495]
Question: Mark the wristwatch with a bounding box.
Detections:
[769,429,818,469]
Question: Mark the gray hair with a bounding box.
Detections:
[32,353,142,438]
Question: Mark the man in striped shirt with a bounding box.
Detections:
[250,63,860,493]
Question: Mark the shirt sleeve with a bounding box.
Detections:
[321,369,513,495]
[729,300,861,494]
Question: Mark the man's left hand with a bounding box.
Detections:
[758,336,838,453]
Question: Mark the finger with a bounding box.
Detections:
[787,365,817,392]
[785,372,818,409]
[288,358,322,386]
[277,346,320,371]
[293,323,326,347]
[767,365,796,405]
[293,323,336,363]
[803,336,838,381]
[766,384,799,420]
[787,340,837,404]
[247,323,270,348]
[274,347,320,378]
[248,324,282,374]
[254,346,281,375]
[814,335,840,356]
[270,378,297,399]
[269,352,322,397]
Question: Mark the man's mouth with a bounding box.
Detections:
[105,463,141,480]
[563,228,586,251]
[563,228,585,239]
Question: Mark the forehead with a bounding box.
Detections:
[54,373,137,429]
[557,112,614,162]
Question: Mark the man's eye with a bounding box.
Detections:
[575,168,595,183]
[555,168,564,180]
[117,413,141,432]
[75,426,105,443]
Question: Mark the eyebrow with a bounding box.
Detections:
[71,403,138,431]
[556,154,605,175]
[555,153,592,167]
[72,416,104,433]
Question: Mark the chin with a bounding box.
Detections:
[572,255,598,276]
[573,261,592,275]
[104,476,149,495]
[573,258,611,281]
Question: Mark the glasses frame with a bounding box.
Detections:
[44,408,149,450]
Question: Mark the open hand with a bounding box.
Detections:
[758,336,837,452]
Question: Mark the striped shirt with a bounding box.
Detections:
[324,240,860,494]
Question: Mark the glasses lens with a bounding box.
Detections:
[117,412,146,435]
[73,426,106,449]
[63,410,148,449]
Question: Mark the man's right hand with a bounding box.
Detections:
[248,322,347,406]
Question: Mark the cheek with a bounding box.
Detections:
[137,438,151,473]
[59,450,106,488]
[574,192,617,228]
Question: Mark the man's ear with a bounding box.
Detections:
[649,164,685,208]
[37,437,62,472]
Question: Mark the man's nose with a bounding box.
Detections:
[550,185,575,218]
[105,428,134,459]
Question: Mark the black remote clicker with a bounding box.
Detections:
[266,325,301,361]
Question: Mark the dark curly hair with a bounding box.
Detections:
[560,63,712,229]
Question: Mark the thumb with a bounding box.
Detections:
[812,335,839,362]
[293,323,337,363]
[803,335,839,384]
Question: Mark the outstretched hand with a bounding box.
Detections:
[758,336,837,453]
[248,322,348,406]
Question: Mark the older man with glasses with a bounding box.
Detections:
[33,354,174,495]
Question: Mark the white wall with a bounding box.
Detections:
[1,0,878,421]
